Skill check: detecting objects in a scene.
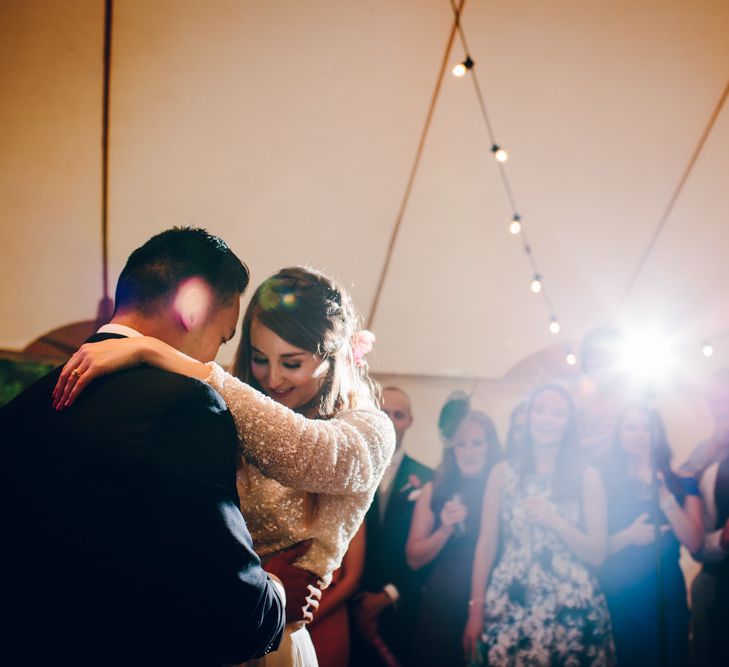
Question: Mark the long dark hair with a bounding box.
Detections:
[231,266,380,522]
[518,384,582,502]
[609,402,684,498]
[431,396,502,513]
[505,400,527,460]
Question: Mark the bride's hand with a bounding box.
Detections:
[52,337,152,410]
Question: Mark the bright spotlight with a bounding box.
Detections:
[566,351,577,366]
[703,342,714,358]
[618,330,676,386]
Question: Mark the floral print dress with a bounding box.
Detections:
[481,463,615,666]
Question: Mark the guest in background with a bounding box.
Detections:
[573,328,627,469]
[682,368,729,666]
[464,384,614,666]
[504,400,527,460]
[352,387,433,667]
[696,455,729,665]
[600,402,702,667]
[310,524,365,667]
[406,396,501,666]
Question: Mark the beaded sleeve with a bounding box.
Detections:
[204,362,395,495]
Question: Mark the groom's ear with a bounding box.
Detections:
[174,278,212,332]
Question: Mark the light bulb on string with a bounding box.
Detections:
[452,56,474,78]
[549,317,560,335]
[530,274,542,294]
[509,214,522,235]
[566,350,577,366]
[703,342,714,358]
[491,144,508,162]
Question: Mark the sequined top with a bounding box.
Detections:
[204,362,395,584]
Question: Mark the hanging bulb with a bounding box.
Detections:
[530,274,542,293]
[452,56,474,77]
[566,351,577,366]
[703,342,714,358]
[491,144,508,162]
[549,317,560,334]
[509,214,522,235]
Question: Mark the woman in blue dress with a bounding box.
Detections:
[600,402,703,667]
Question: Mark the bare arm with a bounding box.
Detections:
[406,483,450,570]
[310,523,365,625]
[557,466,607,566]
[608,512,655,554]
[528,466,607,567]
[53,336,208,409]
[660,477,704,553]
[463,462,506,663]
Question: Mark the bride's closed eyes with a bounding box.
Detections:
[251,355,302,370]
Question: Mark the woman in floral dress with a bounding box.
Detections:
[463,384,615,666]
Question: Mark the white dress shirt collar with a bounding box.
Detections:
[96,323,143,338]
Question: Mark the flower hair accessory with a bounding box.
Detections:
[351,330,376,367]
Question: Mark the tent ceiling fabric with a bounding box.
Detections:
[1,0,728,379]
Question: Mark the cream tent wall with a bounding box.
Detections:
[1,0,728,467]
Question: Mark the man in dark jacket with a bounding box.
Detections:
[0,228,289,666]
[352,387,433,666]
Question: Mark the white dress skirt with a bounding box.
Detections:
[242,622,319,667]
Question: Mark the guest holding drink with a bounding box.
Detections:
[600,402,702,666]
[406,395,501,666]
[463,384,615,666]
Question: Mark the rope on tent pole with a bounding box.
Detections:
[98,0,114,324]
[366,0,468,330]
[618,78,729,310]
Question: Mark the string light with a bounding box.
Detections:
[491,144,508,163]
[452,56,474,78]
[703,342,714,358]
[566,350,577,366]
[447,0,562,339]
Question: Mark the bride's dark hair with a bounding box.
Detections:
[232,266,380,522]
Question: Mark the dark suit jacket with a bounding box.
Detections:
[0,333,285,667]
[358,453,433,664]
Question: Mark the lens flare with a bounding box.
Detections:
[173,278,212,328]
[618,330,677,385]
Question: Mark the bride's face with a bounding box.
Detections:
[249,317,330,409]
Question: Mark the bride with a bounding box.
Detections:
[54,266,395,666]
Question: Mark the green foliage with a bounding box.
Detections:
[0,358,55,407]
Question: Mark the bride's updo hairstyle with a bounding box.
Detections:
[232,266,379,419]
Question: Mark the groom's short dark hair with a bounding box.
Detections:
[114,227,249,314]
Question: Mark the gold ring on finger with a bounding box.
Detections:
[71,368,84,379]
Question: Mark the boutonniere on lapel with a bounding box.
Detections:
[401,474,424,501]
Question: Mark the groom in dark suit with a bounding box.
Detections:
[352,387,433,666]
[0,228,288,666]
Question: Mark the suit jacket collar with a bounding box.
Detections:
[84,332,129,344]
